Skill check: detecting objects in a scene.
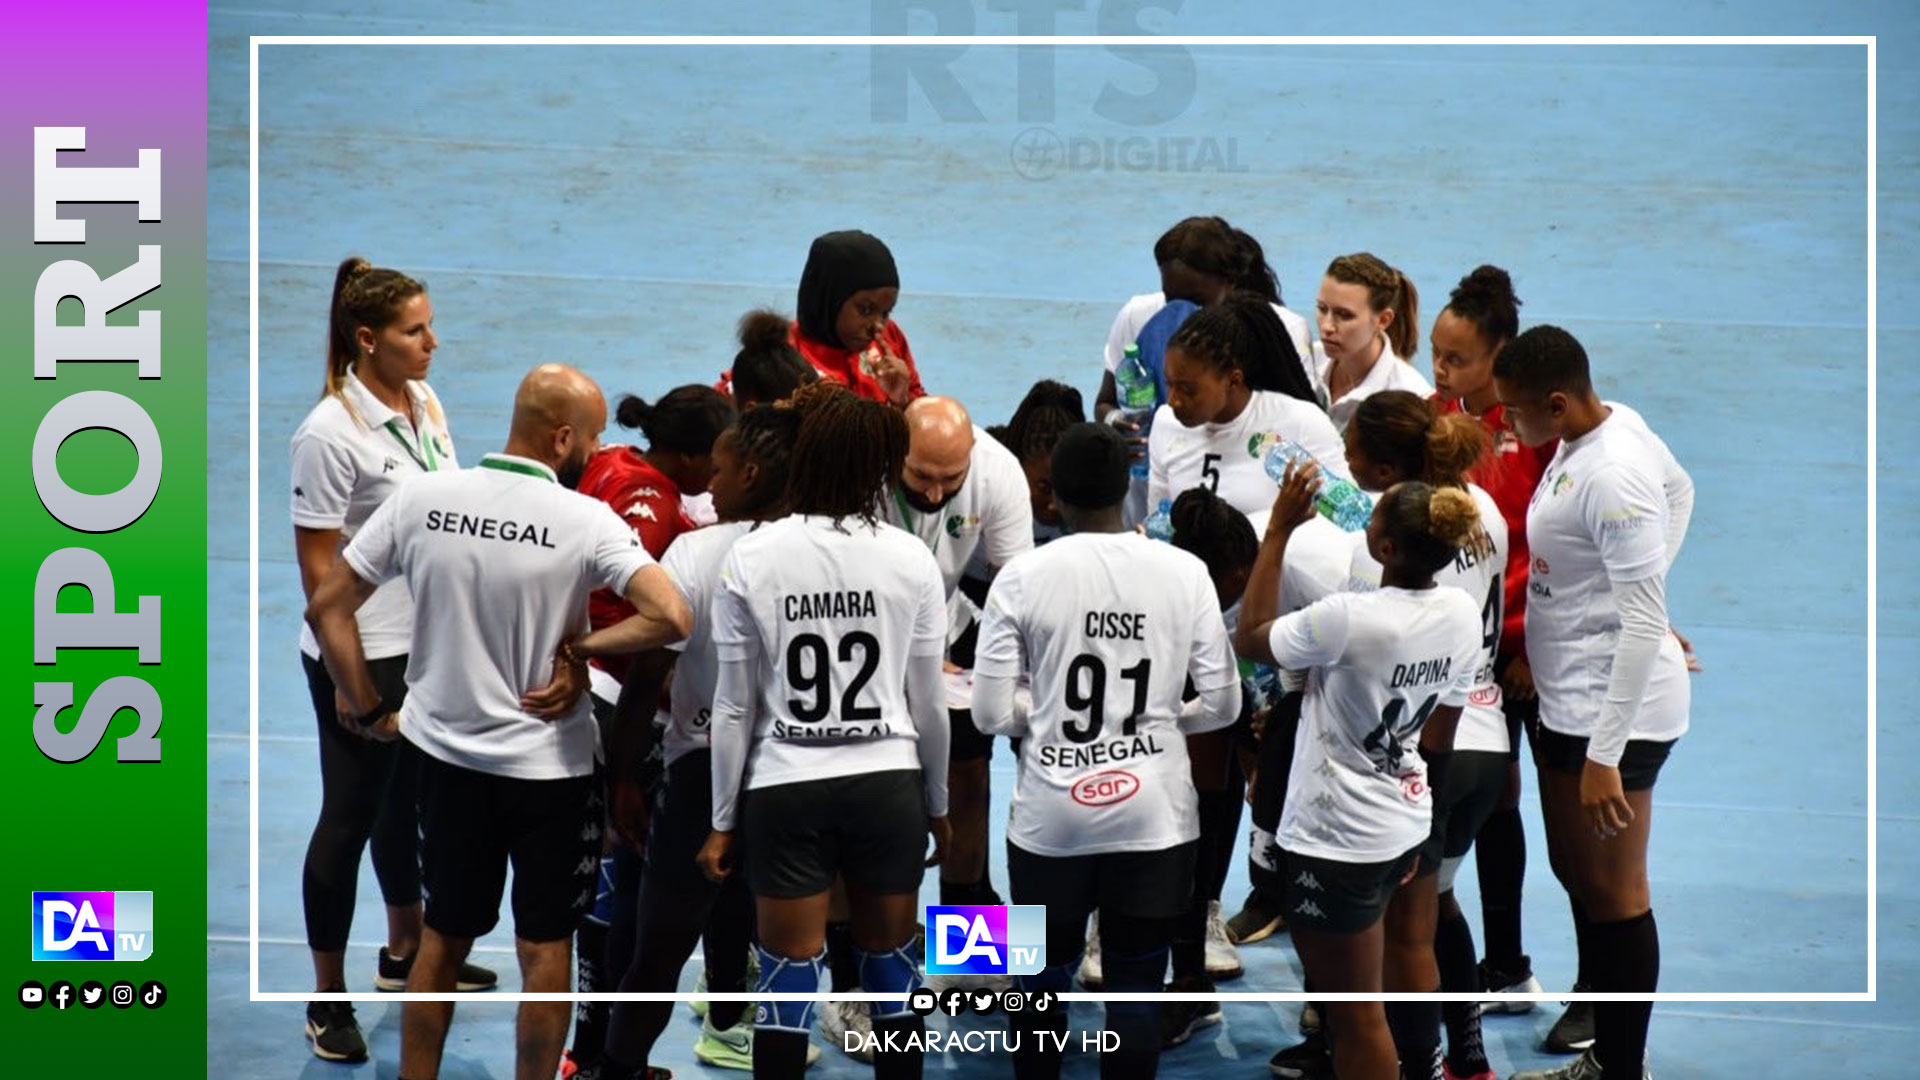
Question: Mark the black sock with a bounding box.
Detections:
[1568,896,1595,988]
[711,997,748,1031]
[570,919,608,1064]
[754,1029,812,1080]
[941,873,1003,908]
[1590,910,1658,1080]
[825,921,859,993]
[1101,948,1167,1080]
[598,1058,640,1080]
[1474,804,1527,969]
[872,1015,926,1080]
[1435,901,1489,1073]
[1169,900,1205,980]
[1385,998,1441,1080]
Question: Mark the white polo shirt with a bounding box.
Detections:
[1318,341,1436,432]
[885,423,1034,605]
[1104,291,1323,407]
[1269,585,1481,863]
[1524,404,1690,745]
[1147,389,1345,517]
[974,532,1241,857]
[290,374,456,660]
[711,514,949,795]
[343,453,655,780]
[654,520,754,767]
[1345,484,1511,754]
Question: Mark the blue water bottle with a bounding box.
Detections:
[1258,437,1374,532]
[1143,498,1175,542]
[1114,343,1157,481]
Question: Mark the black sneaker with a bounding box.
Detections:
[1158,976,1223,1049]
[1542,986,1596,1053]
[304,1000,368,1063]
[1476,954,1544,1014]
[375,946,499,992]
[1225,888,1287,944]
[1268,1030,1333,1079]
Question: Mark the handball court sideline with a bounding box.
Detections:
[207,4,1919,1077]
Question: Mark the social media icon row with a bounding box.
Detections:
[19,980,164,1010]
[907,986,1055,1017]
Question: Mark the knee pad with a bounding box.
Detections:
[1014,961,1074,998]
[855,944,921,1020]
[753,944,827,1035]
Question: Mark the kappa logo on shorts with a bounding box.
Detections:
[1293,871,1323,891]
[1293,899,1326,920]
[1070,770,1139,807]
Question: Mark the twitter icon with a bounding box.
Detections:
[80,981,105,1009]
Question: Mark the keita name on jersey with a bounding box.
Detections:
[1083,610,1148,641]
[1389,656,1453,689]
[1037,733,1164,769]
[423,509,557,548]
[782,590,878,622]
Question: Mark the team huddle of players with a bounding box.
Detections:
[293,219,1694,1080]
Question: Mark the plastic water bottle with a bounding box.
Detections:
[1115,344,1157,480]
[1257,436,1374,532]
[1143,498,1174,542]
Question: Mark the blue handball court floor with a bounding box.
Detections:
[207,4,1920,1077]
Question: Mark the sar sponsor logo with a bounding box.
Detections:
[1469,685,1502,707]
[1071,769,1140,807]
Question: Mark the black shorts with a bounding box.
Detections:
[414,744,601,943]
[1527,718,1675,791]
[645,749,715,884]
[741,769,928,899]
[1006,840,1196,923]
[1281,847,1419,935]
[1416,750,1510,876]
[302,651,410,729]
[1495,652,1538,763]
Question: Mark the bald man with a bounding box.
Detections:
[307,364,692,1080]
[885,398,1034,936]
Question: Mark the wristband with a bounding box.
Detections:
[559,637,586,667]
[353,697,403,728]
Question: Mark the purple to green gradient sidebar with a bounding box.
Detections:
[2,4,207,1074]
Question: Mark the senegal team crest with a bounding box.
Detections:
[1553,473,1574,496]
[945,514,980,538]
[1247,432,1283,459]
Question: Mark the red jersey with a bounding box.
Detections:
[576,445,696,681]
[789,320,926,404]
[1435,395,1557,659]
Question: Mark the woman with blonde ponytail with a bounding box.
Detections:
[1316,252,1434,431]
[1233,464,1483,1080]
[289,256,485,1064]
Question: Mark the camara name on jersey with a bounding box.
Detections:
[783,590,878,621]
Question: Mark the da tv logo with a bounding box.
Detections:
[924,904,1044,976]
[31,892,153,961]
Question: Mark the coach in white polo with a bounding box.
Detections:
[883,395,1034,911]
[306,363,692,1080]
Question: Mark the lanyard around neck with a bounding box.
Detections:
[479,456,554,482]
[892,484,940,554]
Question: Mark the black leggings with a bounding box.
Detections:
[606,751,755,1068]
[1172,763,1246,979]
[300,652,420,953]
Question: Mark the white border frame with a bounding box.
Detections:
[248,34,1878,1005]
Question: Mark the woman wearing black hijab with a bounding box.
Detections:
[790,230,925,407]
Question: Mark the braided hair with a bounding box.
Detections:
[1166,291,1318,405]
[783,381,909,527]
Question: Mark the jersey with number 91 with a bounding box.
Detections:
[713,514,948,791]
[974,532,1241,857]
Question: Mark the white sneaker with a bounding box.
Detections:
[1204,900,1244,981]
[690,967,709,1019]
[1078,910,1103,990]
[1510,1048,1651,1080]
[924,969,1013,994]
[818,997,875,1063]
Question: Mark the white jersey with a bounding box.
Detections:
[1105,291,1323,408]
[1248,509,1368,694]
[885,424,1035,608]
[1317,340,1435,432]
[343,453,654,780]
[1525,404,1691,744]
[1147,390,1345,517]
[290,374,457,660]
[655,521,754,767]
[1345,484,1511,754]
[975,533,1241,857]
[1270,586,1481,862]
[712,514,948,791]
